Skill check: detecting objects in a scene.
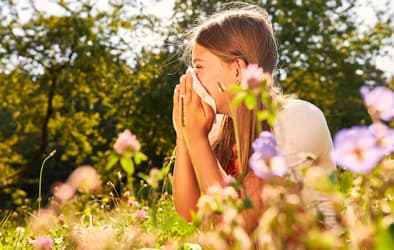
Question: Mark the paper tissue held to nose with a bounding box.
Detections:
[187,67,217,114]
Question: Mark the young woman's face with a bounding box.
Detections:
[192,43,238,116]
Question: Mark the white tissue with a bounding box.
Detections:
[187,67,217,114]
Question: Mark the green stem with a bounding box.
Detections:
[38,149,56,215]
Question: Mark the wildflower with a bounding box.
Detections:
[58,214,65,224]
[67,165,102,193]
[123,190,131,197]
[233,226,251,249]
[249,131,288,179]
[134,209,148,220]
[240,64,264,89]
[331,126,385,173]
[128,199,138,207]
[52,182,75,202]
[223,175,236,186]
[15,226,25,234]
[31,236,53,250]
[147,168,162,189]
[369,123,394,154]
[113,129,141,155]
[360,86,394,121]
[197,194,219,214]
[29,208,56,233]
[252,131,278,157]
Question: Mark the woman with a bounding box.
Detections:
[172,3,336,231]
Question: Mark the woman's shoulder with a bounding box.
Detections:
[273,98,333,164]
[279,98,324,118]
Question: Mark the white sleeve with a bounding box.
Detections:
[273,99,335,173]
[273,99,337,227]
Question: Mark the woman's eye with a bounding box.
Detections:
[193,65,202,69]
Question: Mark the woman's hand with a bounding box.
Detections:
[173,72,215,142]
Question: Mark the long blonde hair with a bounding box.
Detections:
[183,3,278,173]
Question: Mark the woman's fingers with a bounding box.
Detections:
[201,99,215,120]
[185,73,193,104]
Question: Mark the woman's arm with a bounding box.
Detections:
[172,78,202,221]
[173,138,200,221]
[179,73,263,230]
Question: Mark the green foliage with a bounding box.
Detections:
[0,0,174,206]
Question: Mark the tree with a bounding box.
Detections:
[0,0,167,204]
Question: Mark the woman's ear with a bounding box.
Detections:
[233,58,247,77]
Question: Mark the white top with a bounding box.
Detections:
[273,98,337,226]
[273,98,336,174]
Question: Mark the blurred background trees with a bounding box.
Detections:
[0,0,392,208]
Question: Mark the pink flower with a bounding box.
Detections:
[67,165,102,193]
[52,182,75,202]
[31,236,53,250]
[369,123,394,154]
[360,86,394,121]
[223,175,236,186]
[134,209,148,220]
[113,129,141,155]
[241,64,264,89]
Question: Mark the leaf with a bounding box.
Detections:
[257,110,270,121]
[134,152,148,165]
[120,156,135,175]
[375,224,394,250]
[231,92,246,107]
[339,171,353,195]
[228,84,244,93]
[328,170,338,185]
[105,153,119,170]
[243,195,255,210]
[244,94,257,110]
[137,172,149,183]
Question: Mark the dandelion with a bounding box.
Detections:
[240,64,264,89]
[331,126,385,173]
[31,236,53,250]
[113,129,141,155]
[67,165,102,193]
[360,86,394,121]
[249,131,288,179]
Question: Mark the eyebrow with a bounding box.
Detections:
[192,58,203,64]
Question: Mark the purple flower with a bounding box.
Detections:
[31,236,53,250]
[252,131,278,158]
[360,86,394,121]
[369,123,394,154]
[331,126,385,174]
[241,64,264,89]
[249,131,287,179]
